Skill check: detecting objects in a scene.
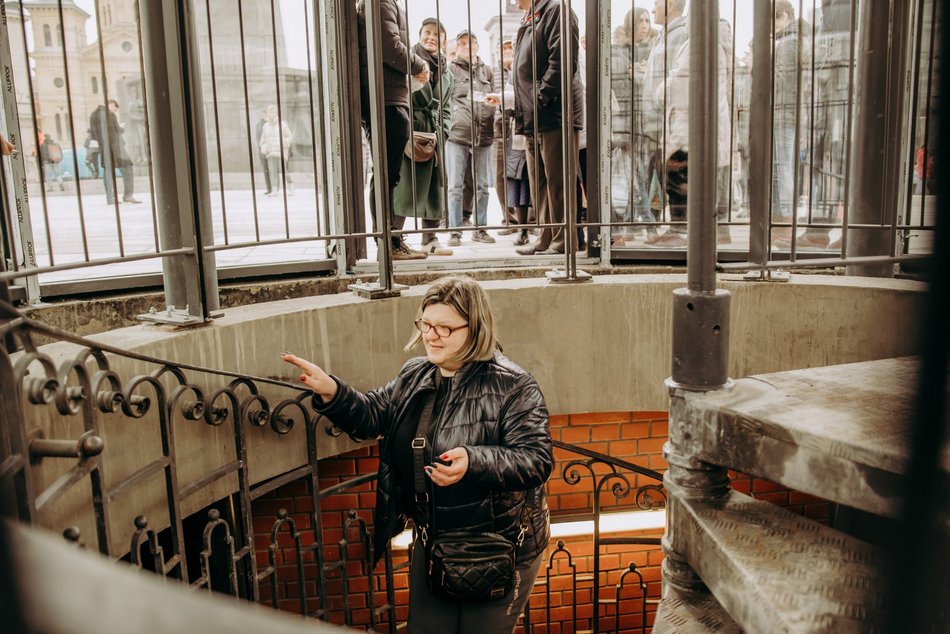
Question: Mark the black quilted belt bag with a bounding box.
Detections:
[424,529,518,601]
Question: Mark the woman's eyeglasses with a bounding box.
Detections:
[414,319,468,338]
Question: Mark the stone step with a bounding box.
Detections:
[673,489,895,632]
[652,587,742,634]
[681,357,949,518]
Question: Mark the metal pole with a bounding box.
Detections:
[845,0,911,277]
[585,0,608,259]
[547,0,590,284]
[137,0,218,324]
[662,3,731,606]
[364,0,395,292]
[748,0,773,264]
[686,1,719,293]
[0,9,41,304]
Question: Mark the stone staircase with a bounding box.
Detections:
[652,357,949,632]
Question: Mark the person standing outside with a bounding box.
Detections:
[392,18,455,256]
[40,134,65,192]
[770,0,810,248]
[89,99,140,204]
[643,0,731,247]
[446,30,497,246]
[512,0,582,256]
[357,0,430,260]
[259,104,294,197]
[493,38,519,236]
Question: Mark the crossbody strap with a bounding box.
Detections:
[412,390,438,544]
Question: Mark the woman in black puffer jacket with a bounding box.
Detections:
[282,275,552,632]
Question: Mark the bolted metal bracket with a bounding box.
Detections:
[348,279,407,300]
[545,268,593,284]
[137,305,215,327]
[742,269,791,282]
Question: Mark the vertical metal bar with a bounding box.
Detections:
[559,0,577,275]
[132,0,161,253]
[319,0,363,269]
[15,1,56,266]
[899,0,926,245]
[236,0,261,243]
[845,0,910,276]
[917,0,937,231]
[202,0,230,245]
[748,0,773,264]
[402,0,418,242]
[686,0,718,292]
[54,0,90,262]
[267,0,291,237]
[139,0,217,320]
[807,0,818,229]
[585,0,607,259]
[92,0,126,255]
[788,0,806,262]
[364,0,395,288]
[838,0,858,259]
[0,5,41,302]
[303,0,328,237]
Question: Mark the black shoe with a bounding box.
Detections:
[513,231,529,246]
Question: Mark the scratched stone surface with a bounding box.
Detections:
[674,491,936,633]
[653,588,743,633]
[678,356,950,518]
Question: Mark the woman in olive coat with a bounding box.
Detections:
[393,18,454,255]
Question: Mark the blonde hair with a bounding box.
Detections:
[405,275,501,363]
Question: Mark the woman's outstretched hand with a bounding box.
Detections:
[424,447,469,487]
[281,353,338,403]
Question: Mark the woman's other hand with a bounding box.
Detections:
[0,134,15,156]
[425,447,469,486]
[281,352,338,403]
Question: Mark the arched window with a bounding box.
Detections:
[43,24,52,47]
[55,114,63,139]
[56,24,63,47]
[92,76,98,94]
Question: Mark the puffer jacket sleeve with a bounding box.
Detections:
[464,374,554,491]
[312,359,420,441]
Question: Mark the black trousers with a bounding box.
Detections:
[366,105,412,241]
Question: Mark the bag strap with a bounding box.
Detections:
[412,386,439,544]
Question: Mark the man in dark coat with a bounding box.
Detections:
[512,0,582,255]
[357,0,430,260]
[89,99,140,204]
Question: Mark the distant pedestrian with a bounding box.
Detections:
[89,99,141,204]
[259,104,294,196]
[40,135,65,191]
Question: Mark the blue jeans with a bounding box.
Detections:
[445,140,490,229]
[772,125,796,220]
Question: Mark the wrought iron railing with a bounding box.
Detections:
[0,296,665,633]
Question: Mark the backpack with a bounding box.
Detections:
[48,143,63,163]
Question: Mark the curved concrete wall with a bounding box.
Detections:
[25,274,925,551]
